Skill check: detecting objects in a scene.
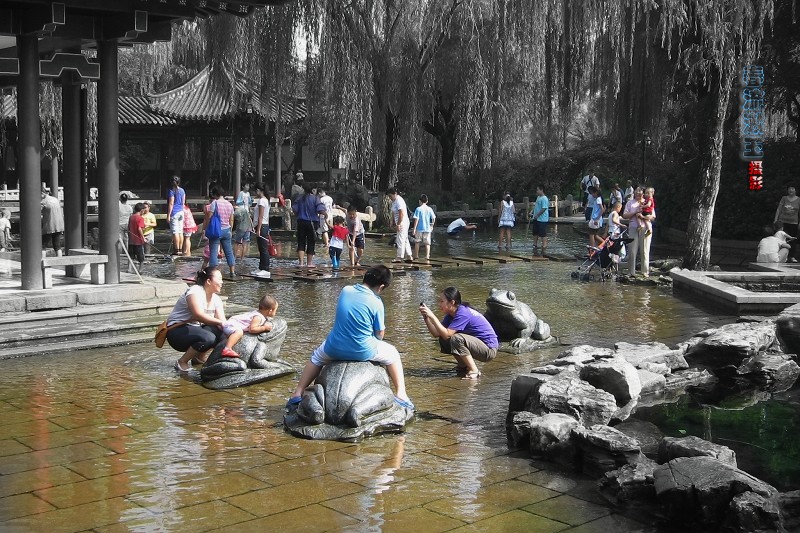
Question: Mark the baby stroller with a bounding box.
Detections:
[572,229,632,281]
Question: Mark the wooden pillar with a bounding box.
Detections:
[233,135,241,198]
[17,35,44,289]
[98,41,120,284]
[255,140,264,185]
[274,139,281,199]
[49,156,59,198]
[62,77,83,252]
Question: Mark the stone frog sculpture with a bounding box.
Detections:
[284,361,414,442]
[200,317,294,390]
[483,288,557,353]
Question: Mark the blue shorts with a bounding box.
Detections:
[533,220,548,237]
[233,230,251,244]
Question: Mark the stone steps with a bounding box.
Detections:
[0,314,166,356]
[0,332,154,360]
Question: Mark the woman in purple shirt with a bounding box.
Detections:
[419,286,498,380]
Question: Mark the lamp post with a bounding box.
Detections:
[641,130,652,183]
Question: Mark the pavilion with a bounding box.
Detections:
[0,0,288,290]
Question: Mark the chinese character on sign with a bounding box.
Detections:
[748,161,763,191]
[740,65,766,189]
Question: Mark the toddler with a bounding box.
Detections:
[638,187,656,237]
[328,215,349,270]
[220,294,279,357]
[183,204,198,256]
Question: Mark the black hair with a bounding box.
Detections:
[419,194,428,203]
[363,265,392,289]
[387,187,398,195]
[133,202,145,213]
[210,185,225,198]
[120,193,129,203]
[536,185,545,193]
[504,194,512,202]
[254,182,266,194]
[171,176,181,186]
[333,215,345,225]
[587,186,598,195]
[258,294,278,310]
[196,266,219,285]
[347,204,358,213]
[442,286,469,308]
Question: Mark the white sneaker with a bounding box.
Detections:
[256,270,271,278]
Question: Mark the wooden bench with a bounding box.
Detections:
[41,250,108,288]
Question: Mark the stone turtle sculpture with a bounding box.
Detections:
[200,317,294,390]
[483,288,557,353]
[284,361,414,442]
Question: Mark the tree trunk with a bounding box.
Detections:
[490,0,506,164]
[683,67,733,270]
[378,109,400,192]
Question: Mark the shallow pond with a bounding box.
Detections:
[0,225,796,531]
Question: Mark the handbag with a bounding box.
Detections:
[205,201,222,239]
[154,320,189,348]
[588,218,601,230]
[267,233,278,257]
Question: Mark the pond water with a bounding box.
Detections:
[1,225,797,531]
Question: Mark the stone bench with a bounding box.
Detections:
[41,250,108,289]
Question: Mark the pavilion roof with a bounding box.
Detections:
[148,66,306,123]
[0,66,306,127]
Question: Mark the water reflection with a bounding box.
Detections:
[0,226,757,531]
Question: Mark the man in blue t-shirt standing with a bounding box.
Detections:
[530,185,550,256]
[287,265,414,410]
[412,193,436,261]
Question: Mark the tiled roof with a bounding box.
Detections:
[149,67,306,123]
[0,67,306,127]
[119,96,177,126]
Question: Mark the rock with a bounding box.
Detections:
[653,456,778,526]
[684,321,777,367]
[571,425,644,477]
[556,345,615,362]
[200,319,294,390]
[534,375,619,427]
[614,341,688,371]
[658,436,737,467]
[610,399,637,424]
[508,374,558,413]
[599,458,658,504]
[639,362,670,375]
[637,369,667,395]
[284,361,413,441]
[527,413,579,464]
[614,419,664,457]
[723,491,784,533]
[552,354,594,367]
[530,365,564,375]
[507,411,537,448]
[776,303,800,356]
[579,359,642,403]
[780,490,800,532]
[737,351,800,392]
[663,369,716,392]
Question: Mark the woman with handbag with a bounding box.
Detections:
[167,267,230,372]
[203,185,236,279]
[252,183,272,277]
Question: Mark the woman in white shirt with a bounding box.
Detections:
[166,267,227,372]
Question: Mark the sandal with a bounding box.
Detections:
[286,396,302,408]
[394,397,415,410]
[461,371,481,380]
[174,360,191,372]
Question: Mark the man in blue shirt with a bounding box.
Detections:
[412,193,436,261]
[530,185,549,255]
[287,265,414,409]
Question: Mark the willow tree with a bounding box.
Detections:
[305,0,465,192]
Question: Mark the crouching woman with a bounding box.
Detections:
[166,266,227,372]
[419,286,498,380]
